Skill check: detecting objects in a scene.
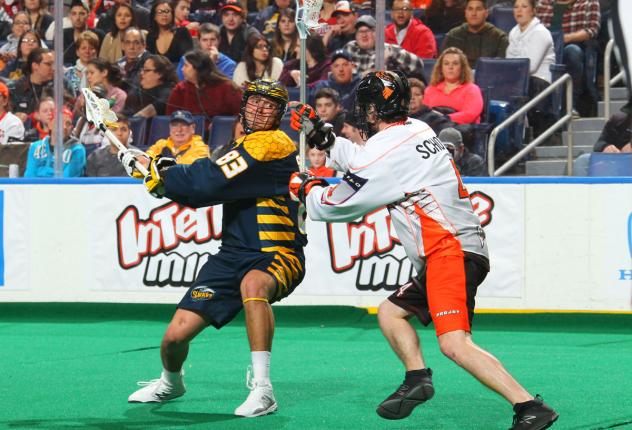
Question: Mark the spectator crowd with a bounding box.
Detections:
[0,0,619,178]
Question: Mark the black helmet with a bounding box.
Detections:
[240,79,289,133]
[354,70,410,138]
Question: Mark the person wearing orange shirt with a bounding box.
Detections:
[307,147,336,177]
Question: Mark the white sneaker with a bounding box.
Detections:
[234,366,277,417]
[128,372,186,403]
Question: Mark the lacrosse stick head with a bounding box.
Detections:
[295,0,326,38]
[82,87,119,131]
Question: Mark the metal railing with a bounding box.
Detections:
[603,38,626,119]
[488,73,574,176]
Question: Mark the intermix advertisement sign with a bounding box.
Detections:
[87,184,524,299]
[2,181,629,309]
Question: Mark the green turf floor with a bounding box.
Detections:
[0,304,631,430]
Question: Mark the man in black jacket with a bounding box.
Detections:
[218,0,260,63]
[9,48,55,122]
[443,0,508,68]
[593,110,632,153]
[439,127,487,176]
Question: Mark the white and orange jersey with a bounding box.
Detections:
[305,117,488,273]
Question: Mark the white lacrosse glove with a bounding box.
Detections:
[118,149,151,179]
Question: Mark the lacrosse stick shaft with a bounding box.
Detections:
[295,0,323,173]
[82,87,150,178]
[298,38,307,173]
[99,125,149,177]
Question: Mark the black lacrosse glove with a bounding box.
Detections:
[290,103,336,151]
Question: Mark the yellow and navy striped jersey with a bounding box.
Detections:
[162,129,306,252]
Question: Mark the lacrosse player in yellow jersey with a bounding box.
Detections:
[121,79,306,417]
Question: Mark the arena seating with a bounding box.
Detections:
[434,33,445,51]
[475,57,530,158]
[279,115,300,143]
[208,115,237,149]
[287,87,301,102]
[422,58,436,83]
[489,6,516,34]
[128,116,148,149]
[588,153,632,176]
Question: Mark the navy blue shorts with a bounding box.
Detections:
[178,247,305,329]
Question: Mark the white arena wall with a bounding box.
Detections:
[0,177,630,311]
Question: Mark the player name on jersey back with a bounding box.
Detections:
[415,135,449,159]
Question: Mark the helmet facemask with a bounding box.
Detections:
[239,79,289,134]
[241,95,280,133]
[355,101,379,140]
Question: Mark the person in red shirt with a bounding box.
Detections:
[167,49,242,125]
[307,147,336,177]
[173,0,199,37]
[385,0,437,59]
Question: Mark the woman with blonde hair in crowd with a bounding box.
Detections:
[423,46,483,124]
[64,31,100,97]
[271,8,298,62]
[233,33,283,88]
[99,3,136,63]
[20,0,52,40]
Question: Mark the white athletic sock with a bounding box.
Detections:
[251,351,271,386]
[161,368,183,385]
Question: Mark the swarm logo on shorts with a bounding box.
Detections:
[191,286,215,301]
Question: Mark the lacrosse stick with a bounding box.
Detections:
[82,87,149,177]
[294,0,324,234]
[295,0,324,173]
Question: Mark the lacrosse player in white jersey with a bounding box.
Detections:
[288,70,558,430]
